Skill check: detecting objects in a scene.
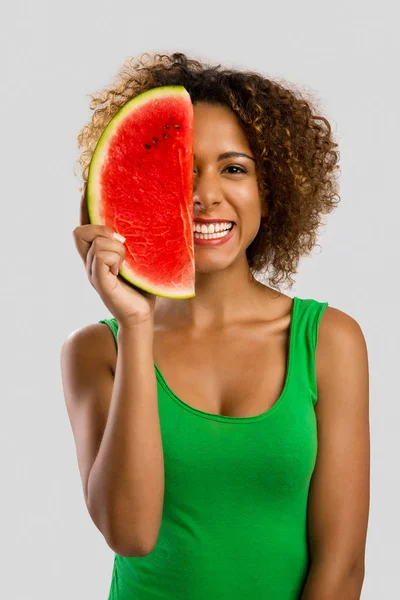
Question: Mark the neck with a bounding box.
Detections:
[155,258,280,332]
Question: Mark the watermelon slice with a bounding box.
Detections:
[86,85,195,299]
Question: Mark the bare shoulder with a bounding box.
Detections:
[61,321,117,371]
[316,303,369,410]
[317,304,368,358]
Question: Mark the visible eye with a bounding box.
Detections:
[193,165,248,175]
[223,165,248,174]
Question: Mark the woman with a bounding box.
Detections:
[61,52,370,599]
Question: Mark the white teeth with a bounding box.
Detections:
[193,225,234,240]
[193,222,233,234]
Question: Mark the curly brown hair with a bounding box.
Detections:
[76,51,341,289]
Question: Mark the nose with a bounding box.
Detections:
[193,169,223,212]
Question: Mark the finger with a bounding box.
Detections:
[73,224,120,264]
[90,250,121,284]
[86,238,126,279]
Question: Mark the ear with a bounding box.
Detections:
[258,184,268,219]
[79,181,90,226]
[260,200,268,220]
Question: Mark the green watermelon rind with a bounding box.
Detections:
[86,85,195,299]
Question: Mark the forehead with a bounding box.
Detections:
[193,102,250,150]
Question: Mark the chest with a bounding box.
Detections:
[152,319,291,418]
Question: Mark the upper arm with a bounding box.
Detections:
[308,306,370,577]
[60,323,116,508]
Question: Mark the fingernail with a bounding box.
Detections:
[113,232,126,243]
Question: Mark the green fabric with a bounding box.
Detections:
[99,296,328,599]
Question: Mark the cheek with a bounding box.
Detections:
[225,177,259,197]
[233,181,262,213]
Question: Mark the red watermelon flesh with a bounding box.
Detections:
[86,86,195,299]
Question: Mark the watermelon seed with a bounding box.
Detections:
[152,137,158,143]
[165,124,169,129]
[174,124,180,129]
[163,134,168,140]
[144,144,151,149]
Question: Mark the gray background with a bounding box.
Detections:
[2,0,398,598]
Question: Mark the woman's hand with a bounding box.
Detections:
[73,183,156,327]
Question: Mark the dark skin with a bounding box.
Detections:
[79,102,370,597]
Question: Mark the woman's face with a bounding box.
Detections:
[192,102,266,259]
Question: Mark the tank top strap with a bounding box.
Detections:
[99,317,119,347]
[291,297,329,407]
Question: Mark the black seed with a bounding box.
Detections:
[163,133,168,139]
[144,144,151,149]
[165,124,169,129]
[152,137,158,143]
[174,124,180,129]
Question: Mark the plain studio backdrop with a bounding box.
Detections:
[1,0,398,598]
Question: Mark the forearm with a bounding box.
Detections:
[300,561,365,600]
[87,320,164,555]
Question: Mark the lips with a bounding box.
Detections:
[193,219,235,225]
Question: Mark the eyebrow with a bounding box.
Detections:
[194,151,256,162]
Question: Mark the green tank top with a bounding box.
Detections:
[99,295,328,599]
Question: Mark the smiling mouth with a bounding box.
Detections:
[193,222,236,242]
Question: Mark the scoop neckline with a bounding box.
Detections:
[153,296,299,424]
